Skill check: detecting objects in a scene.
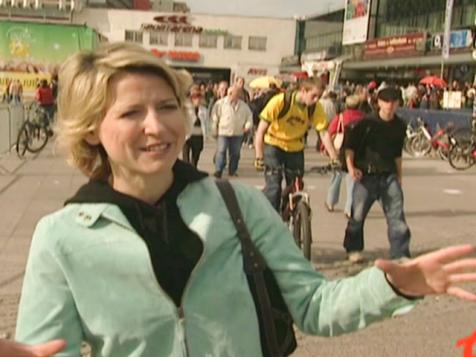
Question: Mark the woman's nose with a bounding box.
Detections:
[143,110,165,134]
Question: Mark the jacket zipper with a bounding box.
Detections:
[177,249,206,356]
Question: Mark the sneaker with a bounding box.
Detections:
[228,172,238,177]
[324,202,334,212]
[213,171,222,178]
[347,251,365,264]
[344,212,351,219]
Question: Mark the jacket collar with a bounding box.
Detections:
[67,160,208,232]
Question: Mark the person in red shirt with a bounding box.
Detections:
[325,94,365,218]
[35,79,55,124]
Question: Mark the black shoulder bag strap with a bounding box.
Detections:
[215,179,282,357]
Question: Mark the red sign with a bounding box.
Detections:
[364,32,426,59]
[151,49,201,62]
[247,68,267,76]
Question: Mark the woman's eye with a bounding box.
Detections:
[121,110,140,118]
[159,103,179,111]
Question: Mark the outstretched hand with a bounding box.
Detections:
[0,339,66,357]
[375,244,476,301]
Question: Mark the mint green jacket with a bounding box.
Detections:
[16,178,417,356]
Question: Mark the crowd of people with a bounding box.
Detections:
[1,42,476,356]
[171,71,476,265]
[399,80,476,110]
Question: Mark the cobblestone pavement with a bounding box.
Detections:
[1,137,475,356]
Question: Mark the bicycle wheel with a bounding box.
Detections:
[448,141,475,170]
[16,122,30,158]
[292,201,312,260]
[410,133,431,157]
[26,123,49,153]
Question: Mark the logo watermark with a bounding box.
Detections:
[456,331,476,357]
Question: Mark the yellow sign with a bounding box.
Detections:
[0,71,51,96]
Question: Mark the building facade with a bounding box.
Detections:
[288,0,476,86]
[73,8,296,84]
[342,0,476,84]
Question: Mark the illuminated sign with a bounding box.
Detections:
[151,49,200,62]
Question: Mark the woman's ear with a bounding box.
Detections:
[84,131,101,146]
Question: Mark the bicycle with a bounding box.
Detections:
[447,127,476,171]
[269,163,333,261]
[16,102,53,158]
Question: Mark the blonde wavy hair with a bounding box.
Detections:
[56,42,193,180]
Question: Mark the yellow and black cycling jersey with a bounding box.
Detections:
[260,92,328,152]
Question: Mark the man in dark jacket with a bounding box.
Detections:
[343,87,410,263]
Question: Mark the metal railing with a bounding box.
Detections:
[0,102,26,155]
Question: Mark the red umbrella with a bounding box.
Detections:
[419,75,447,88]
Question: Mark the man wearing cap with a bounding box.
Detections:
[343,86,411,263]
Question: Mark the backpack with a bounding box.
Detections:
[250,88,280,126]
[277,91,316,120]
[253,90,317,125]
[215,180,297,357]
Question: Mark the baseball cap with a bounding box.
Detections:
[377,87,402,102]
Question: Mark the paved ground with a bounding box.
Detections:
[0,134,475,356]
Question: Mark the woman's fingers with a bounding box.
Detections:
[446,286,476,302]
[428,244,474,264]
[448,273,476,284]
[443,258,476,274]
[29,340,66,357]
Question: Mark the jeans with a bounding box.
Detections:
[343,174,411,259]
[263,144,304,211]
[215,135,243,175]
[182,135,204,168]
[326,170,354,216]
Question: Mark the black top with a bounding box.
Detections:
[65,160,208,307]
[345,114,406,174]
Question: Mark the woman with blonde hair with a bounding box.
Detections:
[14,42,476,357]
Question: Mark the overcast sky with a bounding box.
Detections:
[186,0,344,19]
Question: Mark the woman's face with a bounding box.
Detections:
[91,71,186,186]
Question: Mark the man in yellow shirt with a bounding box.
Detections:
[254,78,338,210]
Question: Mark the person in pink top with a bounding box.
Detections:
[325,95,365,218]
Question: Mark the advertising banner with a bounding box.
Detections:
[363,32,426,59]
[432,29,474,50]
[0,21,99,95]
[442,0,454,60]
[342,0,372,45]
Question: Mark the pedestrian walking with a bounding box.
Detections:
[182,85,207,168]
[211,85,252,177]
[14,42,476,357]
[325,94,365,218]
[35,79,55,123]
[343,86,410,263]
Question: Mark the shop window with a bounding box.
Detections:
[248,36,267,51]
[461,5,475,26]
[125,30,143,44]
[174,33,193,47]
[224,35,242,50]
[199,34,218,48]
[150,31,168,46]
